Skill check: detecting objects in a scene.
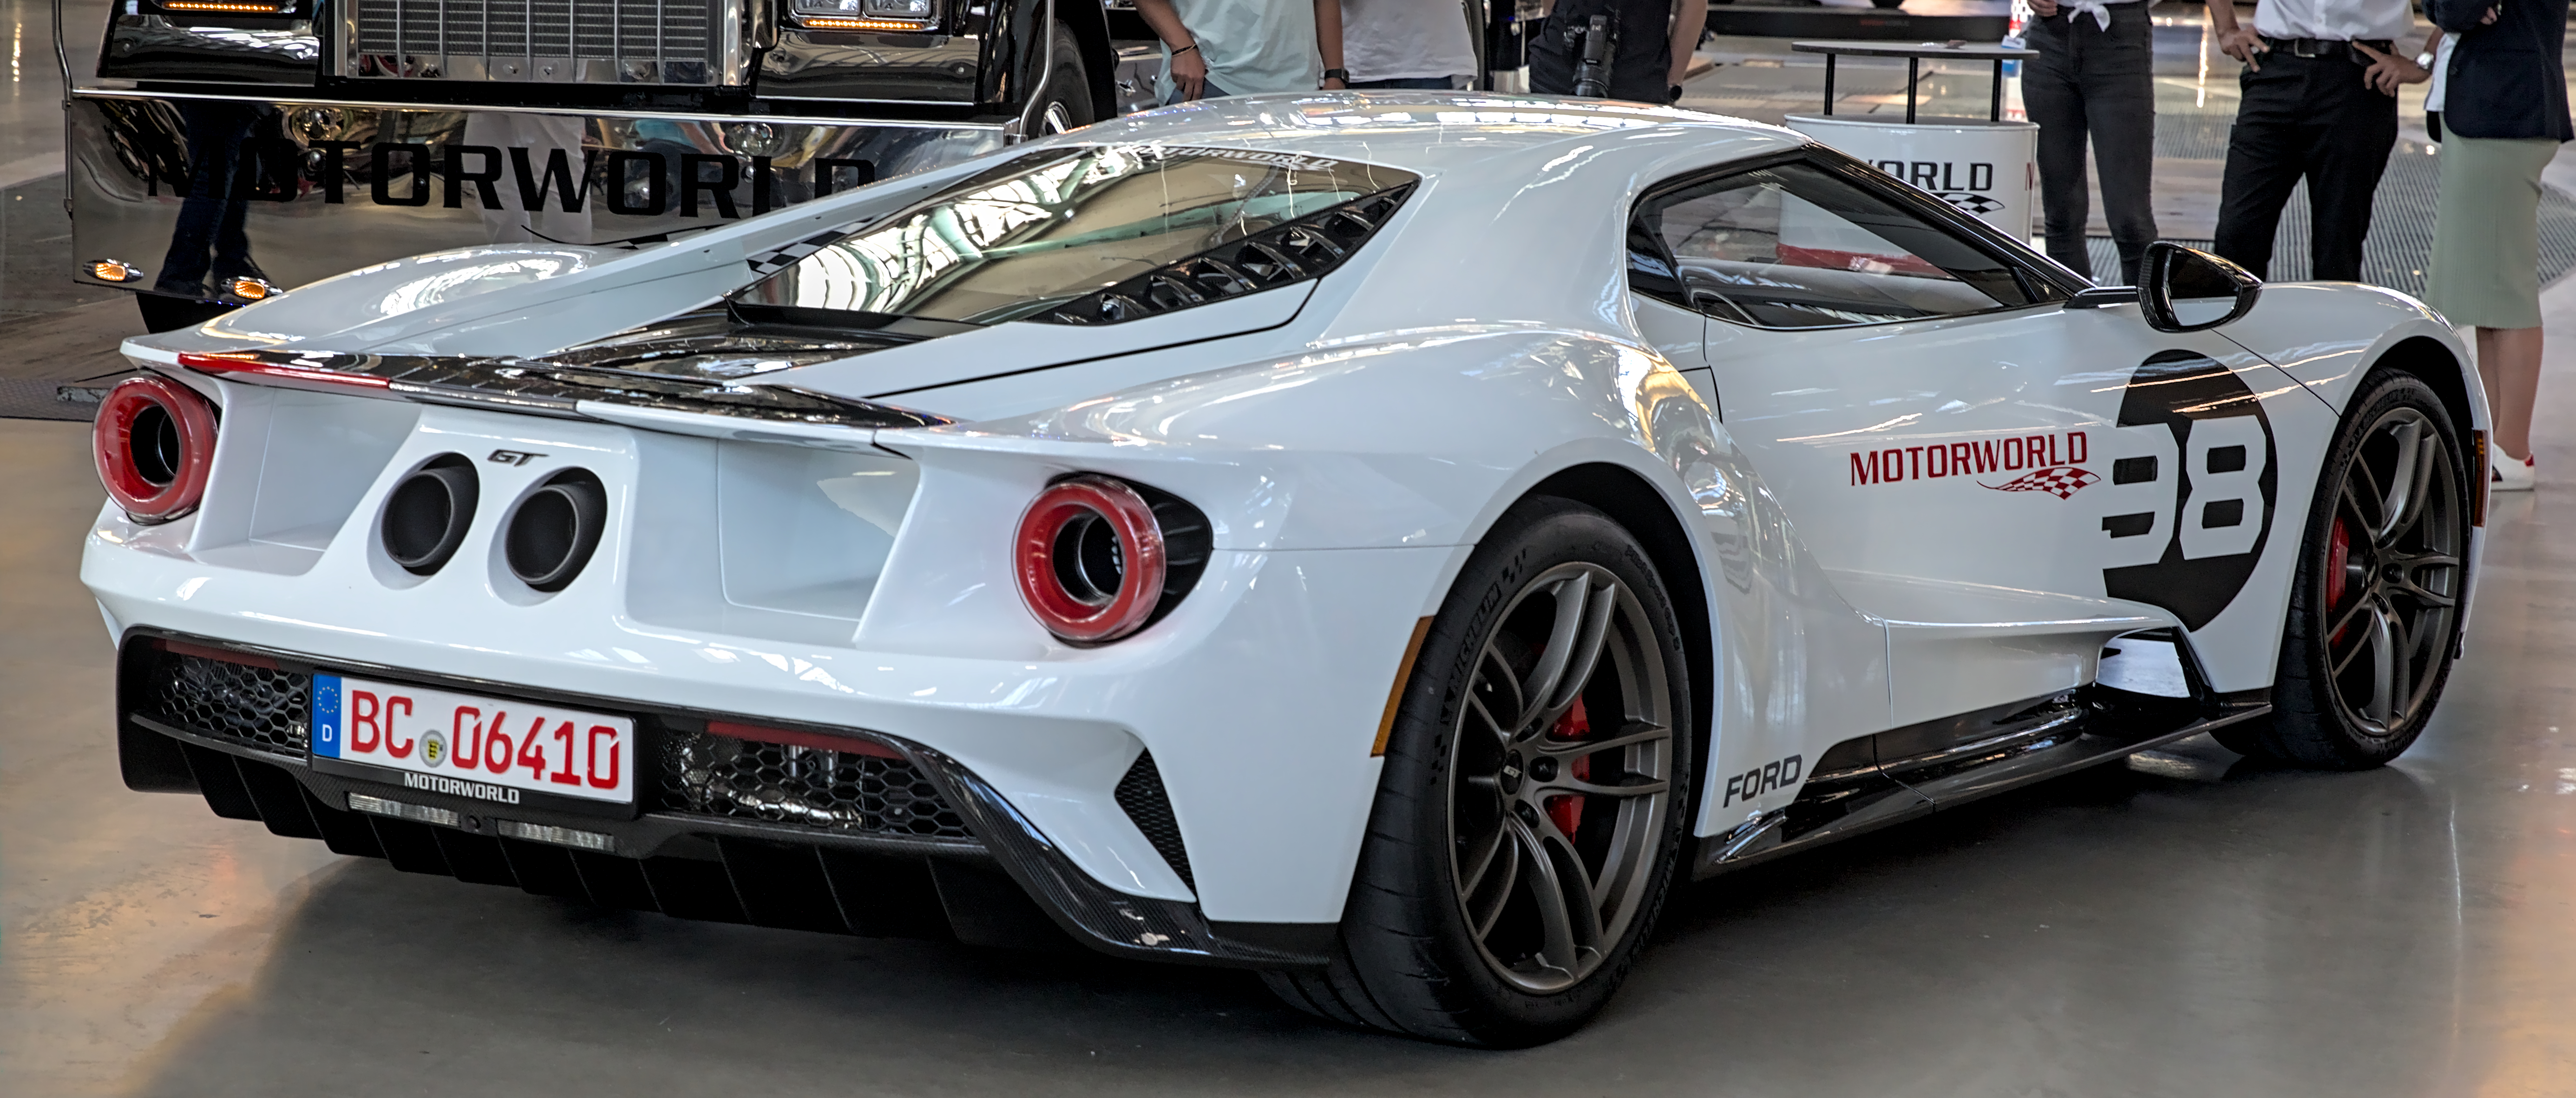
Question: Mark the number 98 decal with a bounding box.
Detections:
[2094,350,2279,630]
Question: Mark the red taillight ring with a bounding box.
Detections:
[1015,475,1168,643]
[94,375,217,524]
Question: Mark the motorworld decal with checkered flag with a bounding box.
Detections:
[1840,350,2278,633]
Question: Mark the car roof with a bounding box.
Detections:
[1049,91,1809,179]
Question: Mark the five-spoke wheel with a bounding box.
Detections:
[1448,562,1673,994]
[2229,372,2471,767]
[1264,497,1692,1046]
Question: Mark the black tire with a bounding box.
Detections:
[136,294,230,333]
[2219,373,2470,768]
[1263,497,1695,1046]
[1027,24,1096,137]
[1869,0,1905,8]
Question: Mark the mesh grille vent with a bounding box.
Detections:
[146,651,312,757]
[659,727,973,839]
[1113,750,1193,889]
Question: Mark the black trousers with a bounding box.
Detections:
[2213,44,2399,282]
[2023,5,2158,285]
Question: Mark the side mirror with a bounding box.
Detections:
[2140,242,2261,333]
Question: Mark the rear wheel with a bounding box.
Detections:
[1263,497,1693,1046]
[2221,373,2469,767]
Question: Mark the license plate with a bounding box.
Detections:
[310,674,634,805]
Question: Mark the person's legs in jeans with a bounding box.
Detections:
[2083,7,2158,285]
[2212,61,2313,280]
[2298,49,2397,282]
[2021,16,2096,279]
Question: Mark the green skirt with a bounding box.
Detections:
[2425,134,2560,331]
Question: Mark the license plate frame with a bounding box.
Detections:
[308,673,640,818]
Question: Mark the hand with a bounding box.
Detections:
[2352,41,2428,95]
[2030,0,2059,17]
[2483,4,2499,23]
[2216,26,2268,70]
[1168,46,1208,101]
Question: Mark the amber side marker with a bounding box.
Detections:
[87,259,141,283]
[1370,616,1436,757]
[797,15,931,30]
[2471,429,2489,527]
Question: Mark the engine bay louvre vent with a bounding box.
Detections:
[1036,184,1416,327]
[349,0,721,85]
[1113,751,1194,889]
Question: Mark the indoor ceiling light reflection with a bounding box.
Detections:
[374,256,573,315]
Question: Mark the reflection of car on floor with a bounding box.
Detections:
[81,93,2485,1046]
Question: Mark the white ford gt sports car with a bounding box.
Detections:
[81,93,2485,1046]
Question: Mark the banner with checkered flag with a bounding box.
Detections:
[1980,465,2098,500]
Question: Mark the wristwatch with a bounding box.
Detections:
[1321,68,1350,87]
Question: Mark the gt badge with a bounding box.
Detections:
[489,449,547,465]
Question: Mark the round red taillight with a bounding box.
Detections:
[93,375,217,524]
[1015,475,1168,644]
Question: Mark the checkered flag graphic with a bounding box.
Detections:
[1940,193,2005,215]
[1980,465,2098,500]
[745,221,867,275]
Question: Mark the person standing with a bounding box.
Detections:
[1318,0,1481,91]
[2203,0,2432,281]
[2022,0,2158,285]
[1134,0,1337,102]
[1524,0,1704,104]
[2419,0,2572,490]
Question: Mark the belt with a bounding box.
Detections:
[2260,36,2393,58]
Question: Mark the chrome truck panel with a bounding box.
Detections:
[760,29,983,104]
[98,14,325,85]
[67,91,1005,301]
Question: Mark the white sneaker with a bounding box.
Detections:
[2495,452,2537,491]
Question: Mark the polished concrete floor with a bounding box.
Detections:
[3,303,2574,1096]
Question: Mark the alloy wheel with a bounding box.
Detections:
[1446,562,1673,994]
[2320,406,2464,738]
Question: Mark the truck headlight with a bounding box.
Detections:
[792,0,936,30]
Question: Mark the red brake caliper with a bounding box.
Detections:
[2326,515,2352,639]
[1545,696,1592,837]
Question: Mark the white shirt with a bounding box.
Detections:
[2250,0,2415,43]
[2425,32,2456,111]
[1340,0,1479,82]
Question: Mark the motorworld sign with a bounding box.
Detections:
[68,92,1008,296]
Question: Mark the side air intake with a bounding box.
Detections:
[1113,751,1194,889]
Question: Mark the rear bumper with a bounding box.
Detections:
[67,89,1004,301]
[117,629,1329,967]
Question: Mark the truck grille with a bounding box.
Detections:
[349,0,724,85]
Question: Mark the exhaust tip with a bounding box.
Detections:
[381,457,478,575]
[505,470,606,592]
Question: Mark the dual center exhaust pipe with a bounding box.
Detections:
[382,456,603,592]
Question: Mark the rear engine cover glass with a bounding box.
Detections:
[732,144,1420,326]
